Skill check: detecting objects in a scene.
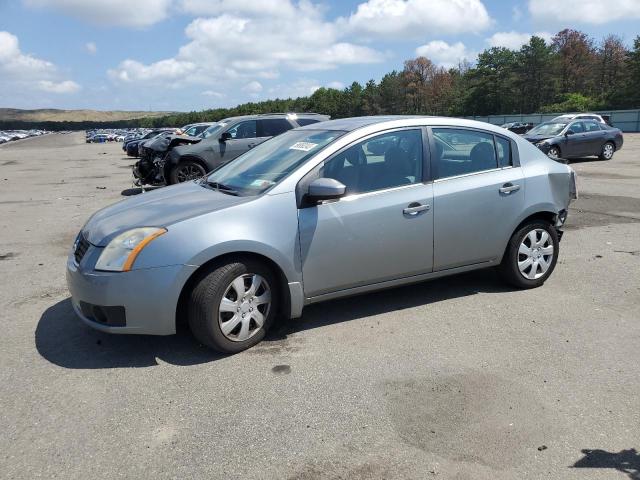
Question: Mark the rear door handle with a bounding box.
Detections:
[403,203,430,215]
[499,183,520,194]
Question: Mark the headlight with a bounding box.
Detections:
[95,227,166,272]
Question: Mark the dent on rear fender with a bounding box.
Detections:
[548,171,572,210]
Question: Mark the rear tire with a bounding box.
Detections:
[499,220,559,289]
[188,260,278,353]
[169,160,207,184]
[599,141,615,160]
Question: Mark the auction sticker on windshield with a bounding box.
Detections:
[289,142,318,152]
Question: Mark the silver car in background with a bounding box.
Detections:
[67,116,577,353]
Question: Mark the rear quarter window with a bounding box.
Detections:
[296,118,321,126]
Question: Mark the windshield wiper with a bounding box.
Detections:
[203,180,239,195]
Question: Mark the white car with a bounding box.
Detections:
[551,113,606,124]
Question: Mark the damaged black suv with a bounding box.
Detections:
[133,113,329,186]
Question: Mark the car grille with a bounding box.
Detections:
[74,233,90,264]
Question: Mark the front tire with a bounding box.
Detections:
[169,160,207,184]
[499,221,559,289]
[599,141,615,160]
[547,146,561,160]
[188,260,278,353]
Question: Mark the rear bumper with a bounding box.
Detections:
[66,253,197,335]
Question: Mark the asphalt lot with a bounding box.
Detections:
[1,132,639,479]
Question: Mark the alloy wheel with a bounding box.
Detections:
[603,143,614,159]
[517,229,554,280]
[176,164,205,182]
[218,274,272,342]
[547,147,559,160]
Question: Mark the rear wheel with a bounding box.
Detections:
[188,260,278,353]
[169,160,207,184]
[599,141,615,160]
[499,220,559,289]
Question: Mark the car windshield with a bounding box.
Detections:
[528,122,567,136]
[200,123,227,139]
[204,129,343,196]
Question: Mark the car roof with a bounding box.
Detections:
[221,113,329,123]
[298,115,423,131]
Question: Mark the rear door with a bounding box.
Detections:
[256,118,294,148]
[430,127,524,270]
[582,120,607,154]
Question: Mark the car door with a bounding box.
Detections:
[430,127,525,270]
[563,121,590,157]
[582,120,607,154]
[256,118,294,148]
[218,120,258,162]
[298,128,433,298]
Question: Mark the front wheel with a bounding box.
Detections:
[547,146,561,160]
[599,142,615,160]
[188,260,278,353]
[169,160,207,184]
[499,221,559,289]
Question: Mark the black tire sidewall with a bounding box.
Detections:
[501,221,559,289]
[188,260,279,353]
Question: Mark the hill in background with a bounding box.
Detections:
[0,108,176,123]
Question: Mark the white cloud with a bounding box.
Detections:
[415,40,472,68]
[85,42,97,55]
[327,81,345,90]
[243,81,263,93]
[486,31,553,49]
[201,90,223,98]
[529,0,640,24]
[0,31,54,75]
[344,0,492,38]
[0,31,79,96]
[23,0,173,28]
[38,79,81,93]
[108,3,384,89]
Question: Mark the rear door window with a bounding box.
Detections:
[432,128,497,179]
[495,136,512,167]
[257,119,293,137]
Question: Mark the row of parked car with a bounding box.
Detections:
[111,111,622,189]
[0,129,48,145]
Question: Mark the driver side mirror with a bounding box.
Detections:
[219,132,232,142]
[307,178,346,203]
[565,129,575,136]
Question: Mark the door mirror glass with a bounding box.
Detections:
[219,131,232,142]
[307,178,346,203]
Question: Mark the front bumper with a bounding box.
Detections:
[66,252,197,335]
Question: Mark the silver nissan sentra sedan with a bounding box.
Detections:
[67,116,577,353]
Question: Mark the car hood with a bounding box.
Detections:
[522,134,554,143]
[145,134,202,152]
[82,181,253,246]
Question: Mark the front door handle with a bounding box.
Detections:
[499,183,521,194]
[403,203,430,215]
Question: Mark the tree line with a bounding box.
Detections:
[3,29,639,131]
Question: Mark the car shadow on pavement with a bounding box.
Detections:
[572,448,640,479]
[35,298,223,369]
[266,269,513,341]
[36,269,512,368]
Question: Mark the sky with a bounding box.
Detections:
[0,0,639,112]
